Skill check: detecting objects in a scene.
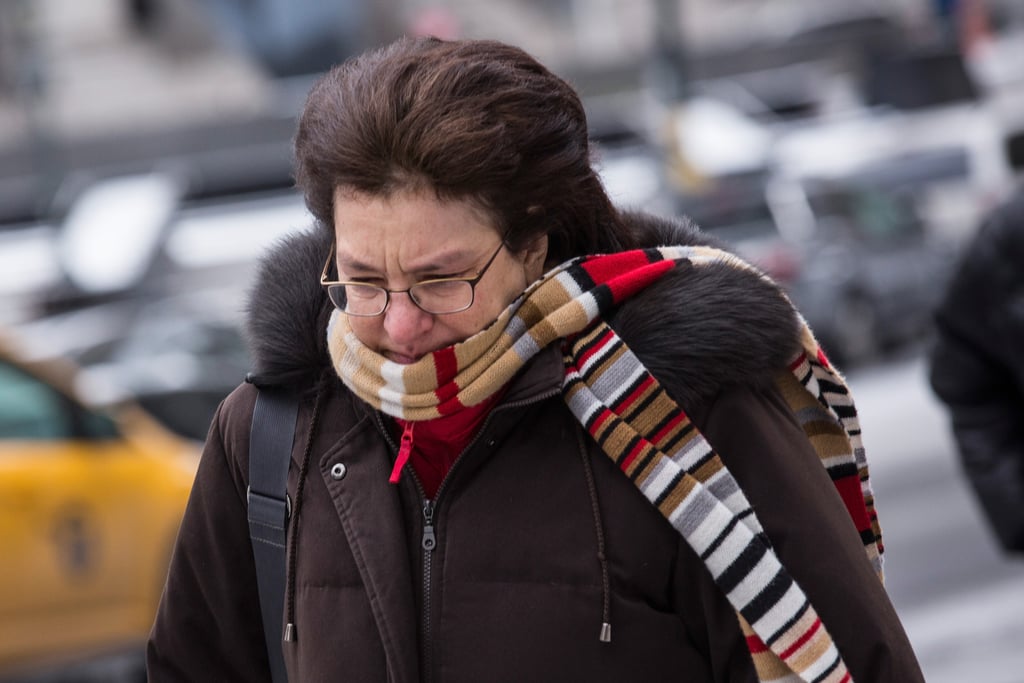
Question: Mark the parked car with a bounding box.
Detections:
[0,337,199,680]
[683,169,959,367]
[5,179,307,442]
[74,305,251,442]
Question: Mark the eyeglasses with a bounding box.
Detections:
[320,238,507,316]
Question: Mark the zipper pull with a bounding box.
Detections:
[389,421,415,484]
[422,500,437,551]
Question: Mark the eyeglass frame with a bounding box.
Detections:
[319,234,509,316]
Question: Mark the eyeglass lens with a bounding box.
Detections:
[328,279,475,316]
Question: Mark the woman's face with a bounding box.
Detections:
[331,187,548,364]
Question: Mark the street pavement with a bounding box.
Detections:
[847,352,1024,683]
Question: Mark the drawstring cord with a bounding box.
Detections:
[576,428,612,643]
[283,377,327,643]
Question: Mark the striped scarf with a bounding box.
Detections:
[327,245,883,683]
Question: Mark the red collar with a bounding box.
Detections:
[389,391,503,497]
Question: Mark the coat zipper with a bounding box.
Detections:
[420,499,436,679]
[373,387,561,682]
[374,414,439,680]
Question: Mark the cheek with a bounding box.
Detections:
[500,268,531,307]
[433,310,488,343]
[347,317,381,346]
[525,257,546,284]
[474,272,528,324]
[441,287,518,341]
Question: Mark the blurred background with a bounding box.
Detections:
[0,0,1022,681]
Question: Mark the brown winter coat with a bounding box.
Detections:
[146,213,924,682]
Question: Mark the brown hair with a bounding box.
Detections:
[293,36,635,262]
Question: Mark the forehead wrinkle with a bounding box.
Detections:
[332,186,502,277]
[336,242,486,277]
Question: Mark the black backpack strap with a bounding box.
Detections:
[247,387,299,683]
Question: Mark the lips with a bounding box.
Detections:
[385,351,422,364]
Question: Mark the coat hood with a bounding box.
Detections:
[243,210,801,406]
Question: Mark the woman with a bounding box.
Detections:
[147,37,924,681]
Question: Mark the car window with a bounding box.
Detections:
[863,49,978,110]
[693,202,780,248]
[77,406,120,440]
[807,188,922,243]
[0,361,118,440]
[853,190,921,241]
[0,361,71,439]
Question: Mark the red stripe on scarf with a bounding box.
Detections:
[436,393,466,416]
[615,375,656,413]
[576,327,617,368]
[589,408,613,442]
[779,616,823,659]
[433,346,464,415]
[651,410,687,445]
[834,475,872,534]
[434,345,459,386]
[746,634,769,654]
[620,439,647,472]
[590,407,612,430]
[580,251,675,304]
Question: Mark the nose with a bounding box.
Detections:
[382,291,433,347]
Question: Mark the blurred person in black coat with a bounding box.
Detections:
[930,187,1024,553]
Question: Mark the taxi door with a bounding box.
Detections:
[0,358,155,668]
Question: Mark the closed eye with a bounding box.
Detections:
[421,273,463,282]
[347,276,386,286]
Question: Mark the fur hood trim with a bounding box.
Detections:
[244,211,801,406]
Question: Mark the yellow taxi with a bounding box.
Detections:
[0,339,200,677]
